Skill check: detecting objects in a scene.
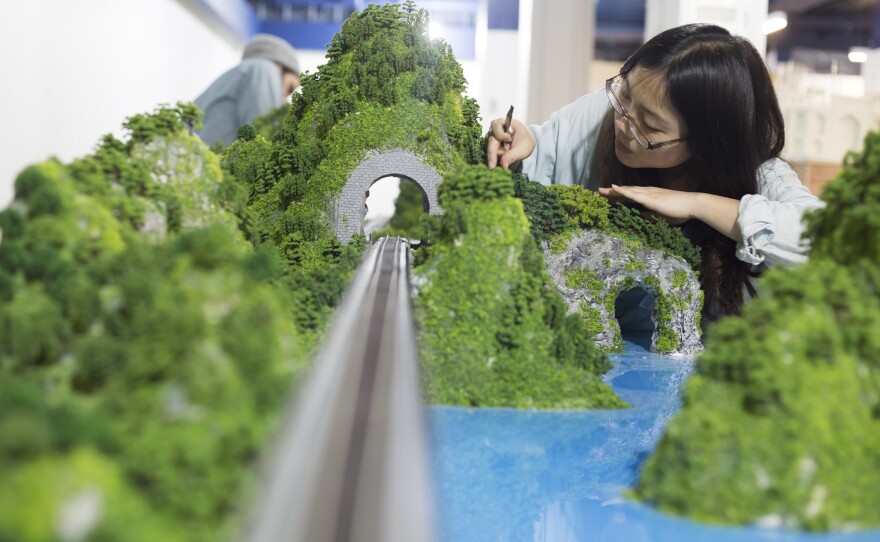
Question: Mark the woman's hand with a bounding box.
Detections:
[598,184,743,240]
[486,118,535,170]
[598,184,698,225]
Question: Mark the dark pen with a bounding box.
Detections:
[502,105,514,150]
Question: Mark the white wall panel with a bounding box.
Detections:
[644,0,768,56]
[0,0,245,208]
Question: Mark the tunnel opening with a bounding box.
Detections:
[614,286,656,351]
[363,175,428,243]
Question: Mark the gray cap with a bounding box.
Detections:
[242,33,301,75]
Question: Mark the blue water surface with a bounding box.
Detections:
[426,339,880,542]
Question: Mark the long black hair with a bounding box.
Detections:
[596,23,785,320]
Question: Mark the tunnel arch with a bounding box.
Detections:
[332,149,442,244]
[543,229,703,356]
[363,175,430,236]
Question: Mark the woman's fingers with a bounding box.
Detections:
[486,132,501,168]
[601,185,658,212]
[605,184,694,223]
[499,127,529,169]
[486,118,512,169]
[598,186,627,199]
[487,118,533,170]
[597,188,631,208]
[609,184,648,203]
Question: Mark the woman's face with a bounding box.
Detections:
[612,66,691,169]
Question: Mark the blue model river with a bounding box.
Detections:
[427,339,880,542]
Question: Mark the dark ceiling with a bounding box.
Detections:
[594,0,880,72]
[248,0,880,73]
[767,0,880,74]
[595,0,645,61]
[770,0,879,15]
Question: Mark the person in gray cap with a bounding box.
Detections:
[194,33,301,147]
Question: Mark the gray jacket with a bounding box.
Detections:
[194,58,283,147]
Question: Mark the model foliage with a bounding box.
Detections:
[0,3,616,537]
[508,175,702,353]
[635,130,880,530]
[220,0,482,268]
[509,175,701,268]
[412,165,625,408]
[0,103,323,541]
[226,2,622,409]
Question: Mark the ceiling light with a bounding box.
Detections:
[762,11,788,35]
[848,47,869,63]
[429,21,443,41]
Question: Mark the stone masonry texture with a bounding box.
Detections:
[332,149,442,244]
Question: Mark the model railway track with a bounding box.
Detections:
[243,237,434,542]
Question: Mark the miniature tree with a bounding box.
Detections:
[549,183,610,231]
[511,174,570,244]
[236,123,257,142]
[177,101,203,133]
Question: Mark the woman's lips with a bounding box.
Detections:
[615,138,631,154]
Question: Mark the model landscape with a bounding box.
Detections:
[0,3,621,538]
[635,130,880,531]
[0,105,314,541]
[2,1,874,539]
[410,166,624,409]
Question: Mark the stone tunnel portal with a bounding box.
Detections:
[332,149,442,244]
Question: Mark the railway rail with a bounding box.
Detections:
[243,237,434,542]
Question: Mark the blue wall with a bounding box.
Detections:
[259,19,343,50]
[488,0,518,31]
[190,0,258,43]
[252,0,505,59]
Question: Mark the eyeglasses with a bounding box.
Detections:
[605,75,688,150]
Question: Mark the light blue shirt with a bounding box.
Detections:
[520,88,825,267]
[194,58,283,147]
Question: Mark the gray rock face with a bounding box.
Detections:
[130,135,238,238]
[544,230,703,356]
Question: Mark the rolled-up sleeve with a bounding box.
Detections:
[736,158,825,266]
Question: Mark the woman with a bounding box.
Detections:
[486,23,823,321]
